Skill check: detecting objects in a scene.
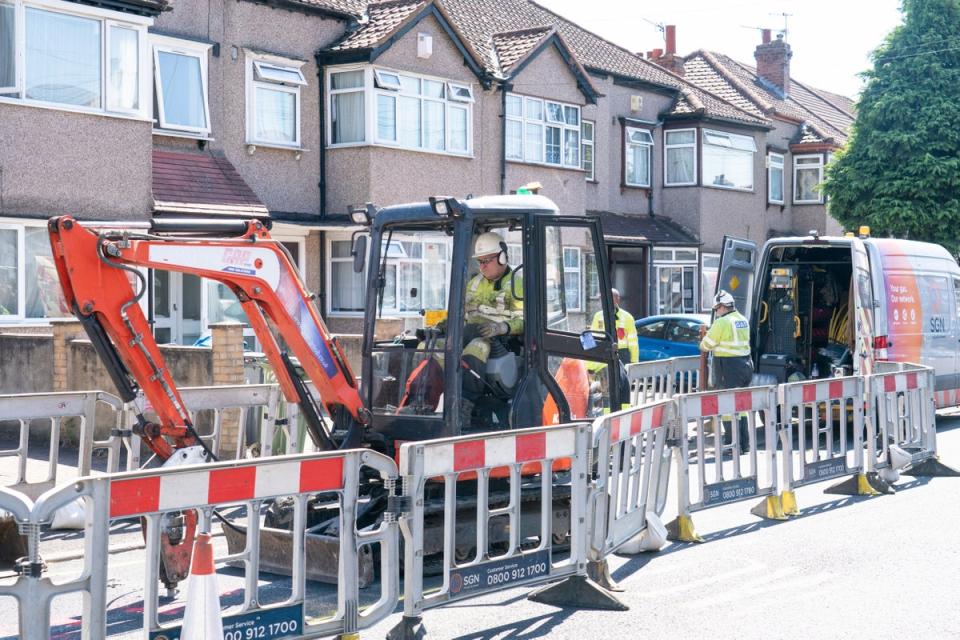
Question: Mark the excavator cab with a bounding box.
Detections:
[358,195,623,455]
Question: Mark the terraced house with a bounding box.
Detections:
[0,0,853,352]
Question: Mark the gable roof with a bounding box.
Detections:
[319,0,767,126]
[682,50,855,145]
[268,0,367,19]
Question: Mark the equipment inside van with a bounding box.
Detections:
[715,232,960,406]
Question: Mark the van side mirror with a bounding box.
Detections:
[351,234,367,273]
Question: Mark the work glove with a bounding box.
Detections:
[479,321,509,338]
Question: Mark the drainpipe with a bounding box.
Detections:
[499,81,512,195]
[317,57,327,219]
[648,188,654,216]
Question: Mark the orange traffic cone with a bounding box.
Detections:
[180,533,223,639]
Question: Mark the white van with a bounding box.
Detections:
[716,231,960,407]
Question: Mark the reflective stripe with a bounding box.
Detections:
[701,311,750,357]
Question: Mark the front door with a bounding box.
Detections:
[152,270,203,345]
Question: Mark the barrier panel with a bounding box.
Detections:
[626,355,700,406]
[1,449,399,640]
[589,400,673,560]
[778,375,866,504]
[669,385,781,541]
[868,363,940,477]
[390,421,618,637]
[0,390,125,494]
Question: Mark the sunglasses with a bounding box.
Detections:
[477,256,499,266]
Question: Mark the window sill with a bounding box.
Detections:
[702,184,754,193]
[505,159,585,174]
[664,182,697,188]
[0,96,153,123]
[621,183,651,191]
[246,142,307,158]
[792,201,825,206]
[153,128,215,141]
[768,200,785,206]
[330,141,475,160]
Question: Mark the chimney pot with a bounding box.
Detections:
[652,48,663,59]
[665,25,676,55]
[762,28,771,44]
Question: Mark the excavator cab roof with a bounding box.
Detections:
[370,194,560,229]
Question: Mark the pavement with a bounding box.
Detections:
[2,416,960,639]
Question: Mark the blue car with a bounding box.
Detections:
[635,314,710,361]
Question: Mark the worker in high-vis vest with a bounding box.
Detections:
[590,288,639,365]
[700,289,754,452]
[460,231,523,424]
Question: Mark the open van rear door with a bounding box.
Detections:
[850,239,875,375]
[716,236,758,321]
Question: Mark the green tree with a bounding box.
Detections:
[823,0,960,254]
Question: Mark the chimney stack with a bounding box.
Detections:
[754,32,792,96]
[647,25,685,76]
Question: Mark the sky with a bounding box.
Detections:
[536,0,905,98]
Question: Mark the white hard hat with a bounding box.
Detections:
[473,231,506,259]
[713,290,735,308]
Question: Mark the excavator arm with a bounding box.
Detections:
[48,215,368,463]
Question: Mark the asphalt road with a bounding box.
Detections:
[3,416,960,639]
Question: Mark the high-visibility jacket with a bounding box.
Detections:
[591,307,639,364]
[465,267,523,335]
[700,310,751,357]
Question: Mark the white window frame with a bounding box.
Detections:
[652,246,700,314]
[505,92,582,169]
[624,126,653,188]
[0,0,151,119]
[562,246,582,312]
[664,128,697,186]
[767,151,785,204]
[701,128,756,192]
[581,119,595,181]
[793,153,825,204]
[447,81,473,102]
[0,218,73,323]
[327,66,473,156]
[245,51,305,149]
[151,34,212,136]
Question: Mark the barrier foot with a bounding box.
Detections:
[750,495,788,521]
[904,457,960,478]
[666,515,703,543]
[824,473,883,496]
[528,575,628,611]
[386,615,426,640]
[780,490,800,517]
[587,559,623,592]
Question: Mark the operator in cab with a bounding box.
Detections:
[460,231,524,423]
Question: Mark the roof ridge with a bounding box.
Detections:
[717,53,851,136]
[701,51,774,114]
[367,0,423,9]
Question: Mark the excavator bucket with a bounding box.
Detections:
[220,520,375,588]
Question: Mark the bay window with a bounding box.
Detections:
[0,1,150,116]
[330,66,472,154]
[624,127,652,187]
[794,154,824,203]
[152,35,211,135]
[504,92,581,169]
[328,233,452,315]
[664,128,696,186]
[768,151,784,204]
[702,129,756,191]
[246,53,306,147]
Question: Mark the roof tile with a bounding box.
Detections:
[152,150,269,217]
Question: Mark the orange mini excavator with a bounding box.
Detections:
[48,194,625,589]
